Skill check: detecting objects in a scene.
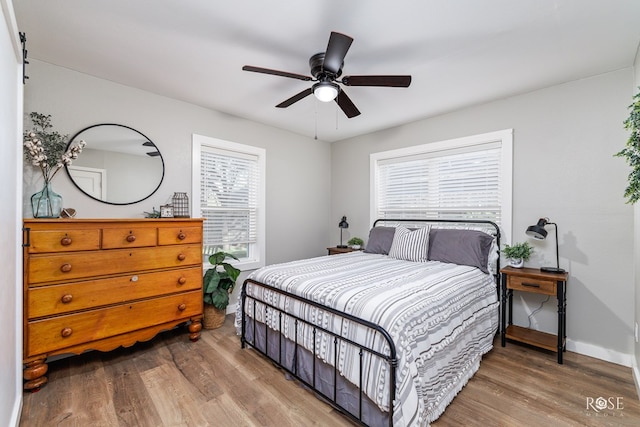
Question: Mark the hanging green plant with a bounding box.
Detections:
[615,88,640,204]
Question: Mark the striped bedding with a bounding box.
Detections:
[235,251,498,426]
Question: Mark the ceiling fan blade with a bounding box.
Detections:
[323,32,353,75]
[242,65,312,81]
[342,75,412,87]
[335,90,361,118]
[276,87,314,108]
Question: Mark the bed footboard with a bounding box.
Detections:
[240,278,397,427]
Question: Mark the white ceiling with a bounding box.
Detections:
[13,0,640,142]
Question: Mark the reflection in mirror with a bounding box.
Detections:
[65,124,164,205]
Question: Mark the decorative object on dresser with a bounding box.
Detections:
[202,251,240,329]
[526,217,566,273]
[502,241,534,268]
[172,192,190,217]
[500,266,568,364]
[160,204,174,218]
[337,215,349,248]
[23,112,86,218]
[22,218,204,391]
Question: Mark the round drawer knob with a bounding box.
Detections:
[177,253,186,261]
[177,232,186,240]
[60,236,72,246]
[178,303,186,311]
[60,263,72,273]
[178,277,187,285]
[61,294,73,304]
[61,327,73,338]
[126,234,136,242]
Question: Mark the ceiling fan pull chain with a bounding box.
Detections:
[314,100,318,140]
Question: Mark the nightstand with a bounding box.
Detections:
[327,246,361,255]
[500,266,568,364]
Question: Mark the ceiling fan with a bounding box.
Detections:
[242,31,412,118]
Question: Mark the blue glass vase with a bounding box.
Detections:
[31,182,63,218]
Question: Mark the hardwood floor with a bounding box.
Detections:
[20,315,640,426]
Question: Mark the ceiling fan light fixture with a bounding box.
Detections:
[313,81,339,102]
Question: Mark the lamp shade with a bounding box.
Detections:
[339,216,349,229]
[313,81,339,102]
[526,218,548,240]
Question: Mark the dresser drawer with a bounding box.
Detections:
[507,275,557,296]
[102,226,157,249]
[26,290,202,356]
[27,244,202,284]
[27,229,101,253]
[158,226,202,245]
[27,266,202,318]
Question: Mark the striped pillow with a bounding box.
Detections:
[388,225,431,262]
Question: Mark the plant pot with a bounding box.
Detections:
[203,304,226,329]
[509,258,524,268]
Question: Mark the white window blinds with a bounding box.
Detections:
[375,140,505,224]
[200,147,259,251]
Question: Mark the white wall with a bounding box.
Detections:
[23,59,333,267]
[0,1,22,426]
[332,69,635,365]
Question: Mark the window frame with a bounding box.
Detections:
[192,134,266,271]
[370,129,513,243]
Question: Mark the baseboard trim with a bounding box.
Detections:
[633,363,640,400]
[566,339,633,367]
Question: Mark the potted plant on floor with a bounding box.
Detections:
[203,251,240,329]
[503,242,534,268]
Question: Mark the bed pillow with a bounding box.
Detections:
[388,225,430,262]
[364,226,396,255]
[428,228,494,274]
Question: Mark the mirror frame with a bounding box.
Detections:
[65,123,165,205]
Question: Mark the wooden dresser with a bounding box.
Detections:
[22,218,204,390]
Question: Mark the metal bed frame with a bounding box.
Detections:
[239,218,501,426]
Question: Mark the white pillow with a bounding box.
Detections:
[388,225,431,262]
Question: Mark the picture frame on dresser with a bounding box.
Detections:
[21,218,204,391]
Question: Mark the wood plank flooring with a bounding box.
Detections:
[20,315,640,426]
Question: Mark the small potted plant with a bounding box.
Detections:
[503,242,534,268]
[348,237,364,250]
[203,251,241,329]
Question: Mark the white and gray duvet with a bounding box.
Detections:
[235,251,498,426]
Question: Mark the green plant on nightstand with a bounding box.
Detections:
[348,237,364,249]
[503,242,534,268]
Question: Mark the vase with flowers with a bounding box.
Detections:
[23,112,86,218]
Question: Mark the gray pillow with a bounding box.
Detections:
[428,228,494,274]
[364,226,396,255]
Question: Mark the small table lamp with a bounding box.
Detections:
[526,217,566,274]
[338,216,349,248]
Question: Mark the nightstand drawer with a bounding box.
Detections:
[508,276,556,295]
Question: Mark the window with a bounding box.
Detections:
[370,129,512,241]
[192,135,265,270]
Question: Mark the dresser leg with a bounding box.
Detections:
[188,318,202,341]
[24,358,48,391]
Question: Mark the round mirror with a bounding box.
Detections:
[65,124,165,205]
